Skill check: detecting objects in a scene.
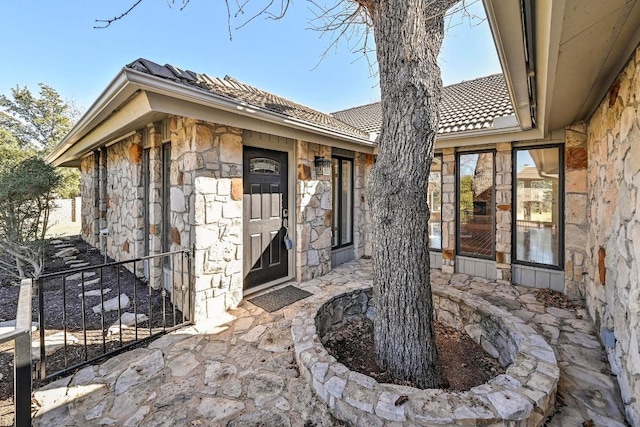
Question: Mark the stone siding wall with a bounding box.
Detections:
[354,153,373,259]
[584,46,640,425]
[104,133,145,264]
[296,141,332,281]
[80,154,99,247]
[564,124,589,298]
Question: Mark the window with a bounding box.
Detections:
[428,155,442,250]
[249,157,280,175]
[332,156,353,248]
[514,146,563,267]
[457,151,495,258]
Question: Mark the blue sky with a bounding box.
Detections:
[0,0,501,114]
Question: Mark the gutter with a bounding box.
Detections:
[436,125,524,141]
[483,0,536,132]
[521,0,538,128]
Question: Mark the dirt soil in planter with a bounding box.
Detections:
[0,237,183,427]
[324,317,505,391]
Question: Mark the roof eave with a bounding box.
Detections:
[50,68,375,166]
[47,70,140,167]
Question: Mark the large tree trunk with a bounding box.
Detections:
[367,0,456,389]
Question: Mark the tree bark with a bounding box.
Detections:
[366,0,456,389]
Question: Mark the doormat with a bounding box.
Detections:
[247,285,313,313]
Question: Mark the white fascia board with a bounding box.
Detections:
[124,68,376,150]
[47,71,139,166]
[483,0,533,130]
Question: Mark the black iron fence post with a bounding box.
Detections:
[14,279,33,427]
[37,277,46,380]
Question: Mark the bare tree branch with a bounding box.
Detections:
[235,0,291,30]
[94,0,144,29]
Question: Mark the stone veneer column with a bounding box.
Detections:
[354,153,373,258]
[184,117,244,322]
[146,123,164,290]
[79,153,99,247]
[296,141,332,281]
[495,142,512,281]
[564,123,589,298]
[440,148,456,273]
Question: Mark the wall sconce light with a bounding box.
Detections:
[314,156,332,176]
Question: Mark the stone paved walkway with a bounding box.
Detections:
[32,260,628,426]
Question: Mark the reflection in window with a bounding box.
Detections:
[515,147,561,266]
[250,158,280,175]
[457,152,495,258]
[428,155,442,250]
[332,157,353,248]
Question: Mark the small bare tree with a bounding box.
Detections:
[97,0,466,388]
[0,158,60,279]
[0,84,77,280]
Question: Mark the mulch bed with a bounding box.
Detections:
[324,317,505,391]
[0,237,182,426]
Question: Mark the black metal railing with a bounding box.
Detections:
[35,249,192,380]
[0,278,33,427]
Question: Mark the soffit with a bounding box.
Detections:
[546,0,640,129]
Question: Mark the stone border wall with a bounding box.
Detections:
[293,287,558,426]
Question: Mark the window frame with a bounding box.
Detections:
[455,149,497,260]
[331,155,354,250]
[511,144,565,270]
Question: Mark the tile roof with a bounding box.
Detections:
[127,59,514,142]
[126,58,370,140]
[332,74,515,135]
